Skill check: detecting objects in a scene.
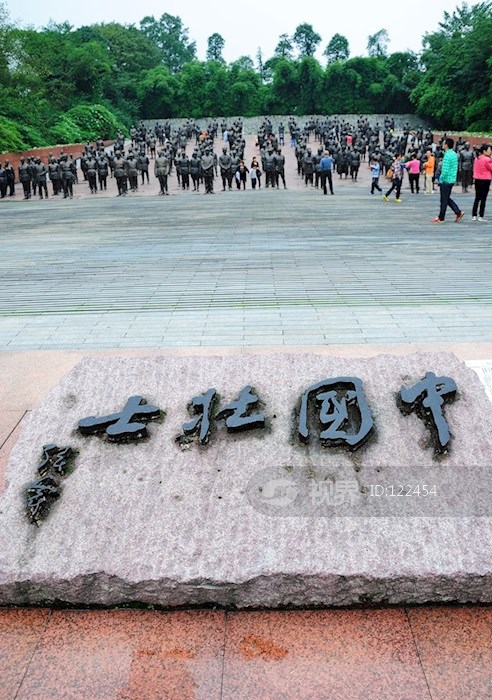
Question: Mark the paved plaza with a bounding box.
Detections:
[0,138,491,351]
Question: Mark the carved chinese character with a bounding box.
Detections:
[26,476,61,524]
[216,385,265,432]
[399,372,457,453]
[182,388,217,445]
[298,377,374,450]
[180,386,266,446]
[78,396,162,442]
[36,443,73,477]
[26,444,76,525]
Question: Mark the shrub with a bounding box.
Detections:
[49,116,85,145]
[64,104,127,140]
[0,116,30,152]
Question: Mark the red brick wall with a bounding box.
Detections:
[1,141,115,182]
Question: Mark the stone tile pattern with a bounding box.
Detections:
[1,606,491,699]
[1,352,491,608]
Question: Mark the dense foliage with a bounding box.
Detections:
[0,2,490,151]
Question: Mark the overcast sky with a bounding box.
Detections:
[5,0,478,63]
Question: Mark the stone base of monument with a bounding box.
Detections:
[1,352,491,608]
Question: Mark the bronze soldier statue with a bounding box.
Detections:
[201,149,215,194]
[154,150,170,195]
[59,155,75,199]
[137,153,150,185]
[85,154,98,194]
[177,151,190,190]
[48,157,61,196]
[18,157,32,199]
[114,153,129,196]
[219,147,233,191]
[34,157,48,199]
[189,151,201,192]
[126,153,139,192]
[273,149,286,189]
[96,153,109,191]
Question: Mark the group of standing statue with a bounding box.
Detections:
[14,154,77,199]
[1,115,485,202]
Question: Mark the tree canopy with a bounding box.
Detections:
[0,2,490,152]
[324,34,350,62]
[292,23,322,57]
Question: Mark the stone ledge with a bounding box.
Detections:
[1,351,491,607]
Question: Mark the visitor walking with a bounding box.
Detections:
[471,143,492,221]
[405,154,421,193]
[431,138,464,223]
[370,159,382,194]
[382,154,404,202]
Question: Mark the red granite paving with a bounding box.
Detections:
[407,606,492,700]
[222,609,431,700]
[0,607,490,699]
[0,608,51,700]
[14,610,225,700]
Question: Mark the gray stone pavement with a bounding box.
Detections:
[0,136,490,351]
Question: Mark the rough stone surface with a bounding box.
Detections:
[0,351,491,608]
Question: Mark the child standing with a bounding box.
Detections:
[370,159,382,194]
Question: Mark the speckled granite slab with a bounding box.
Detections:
[1,352,491,607]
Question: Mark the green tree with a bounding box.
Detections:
[297,56,323,113]
[73,23,161,120]
[322,61,361,112]
[229,64,264,115]
[274,33,294,59]
[137,66,179,118]
[230,55,255,71]
[206,32,225,62]
[411,1,492,129]
[140,13,196,73]
[0,0,11,86]
[367,29,389,57]
[292,23,322,57]
[439,1,492,36]
[267,58,299,113]
[177,61,208,117]
[74,23,161,74]
[201,61,231,115]
[386,51,419,81]
[323,33,350,62]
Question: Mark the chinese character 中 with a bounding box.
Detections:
[298,377,374,450]
[78,396,161,442]
[399,372,457,453]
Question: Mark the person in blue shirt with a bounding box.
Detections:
[370,159,382,194]
[319,150,334,195]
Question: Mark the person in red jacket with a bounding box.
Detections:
[472,143,492,221]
